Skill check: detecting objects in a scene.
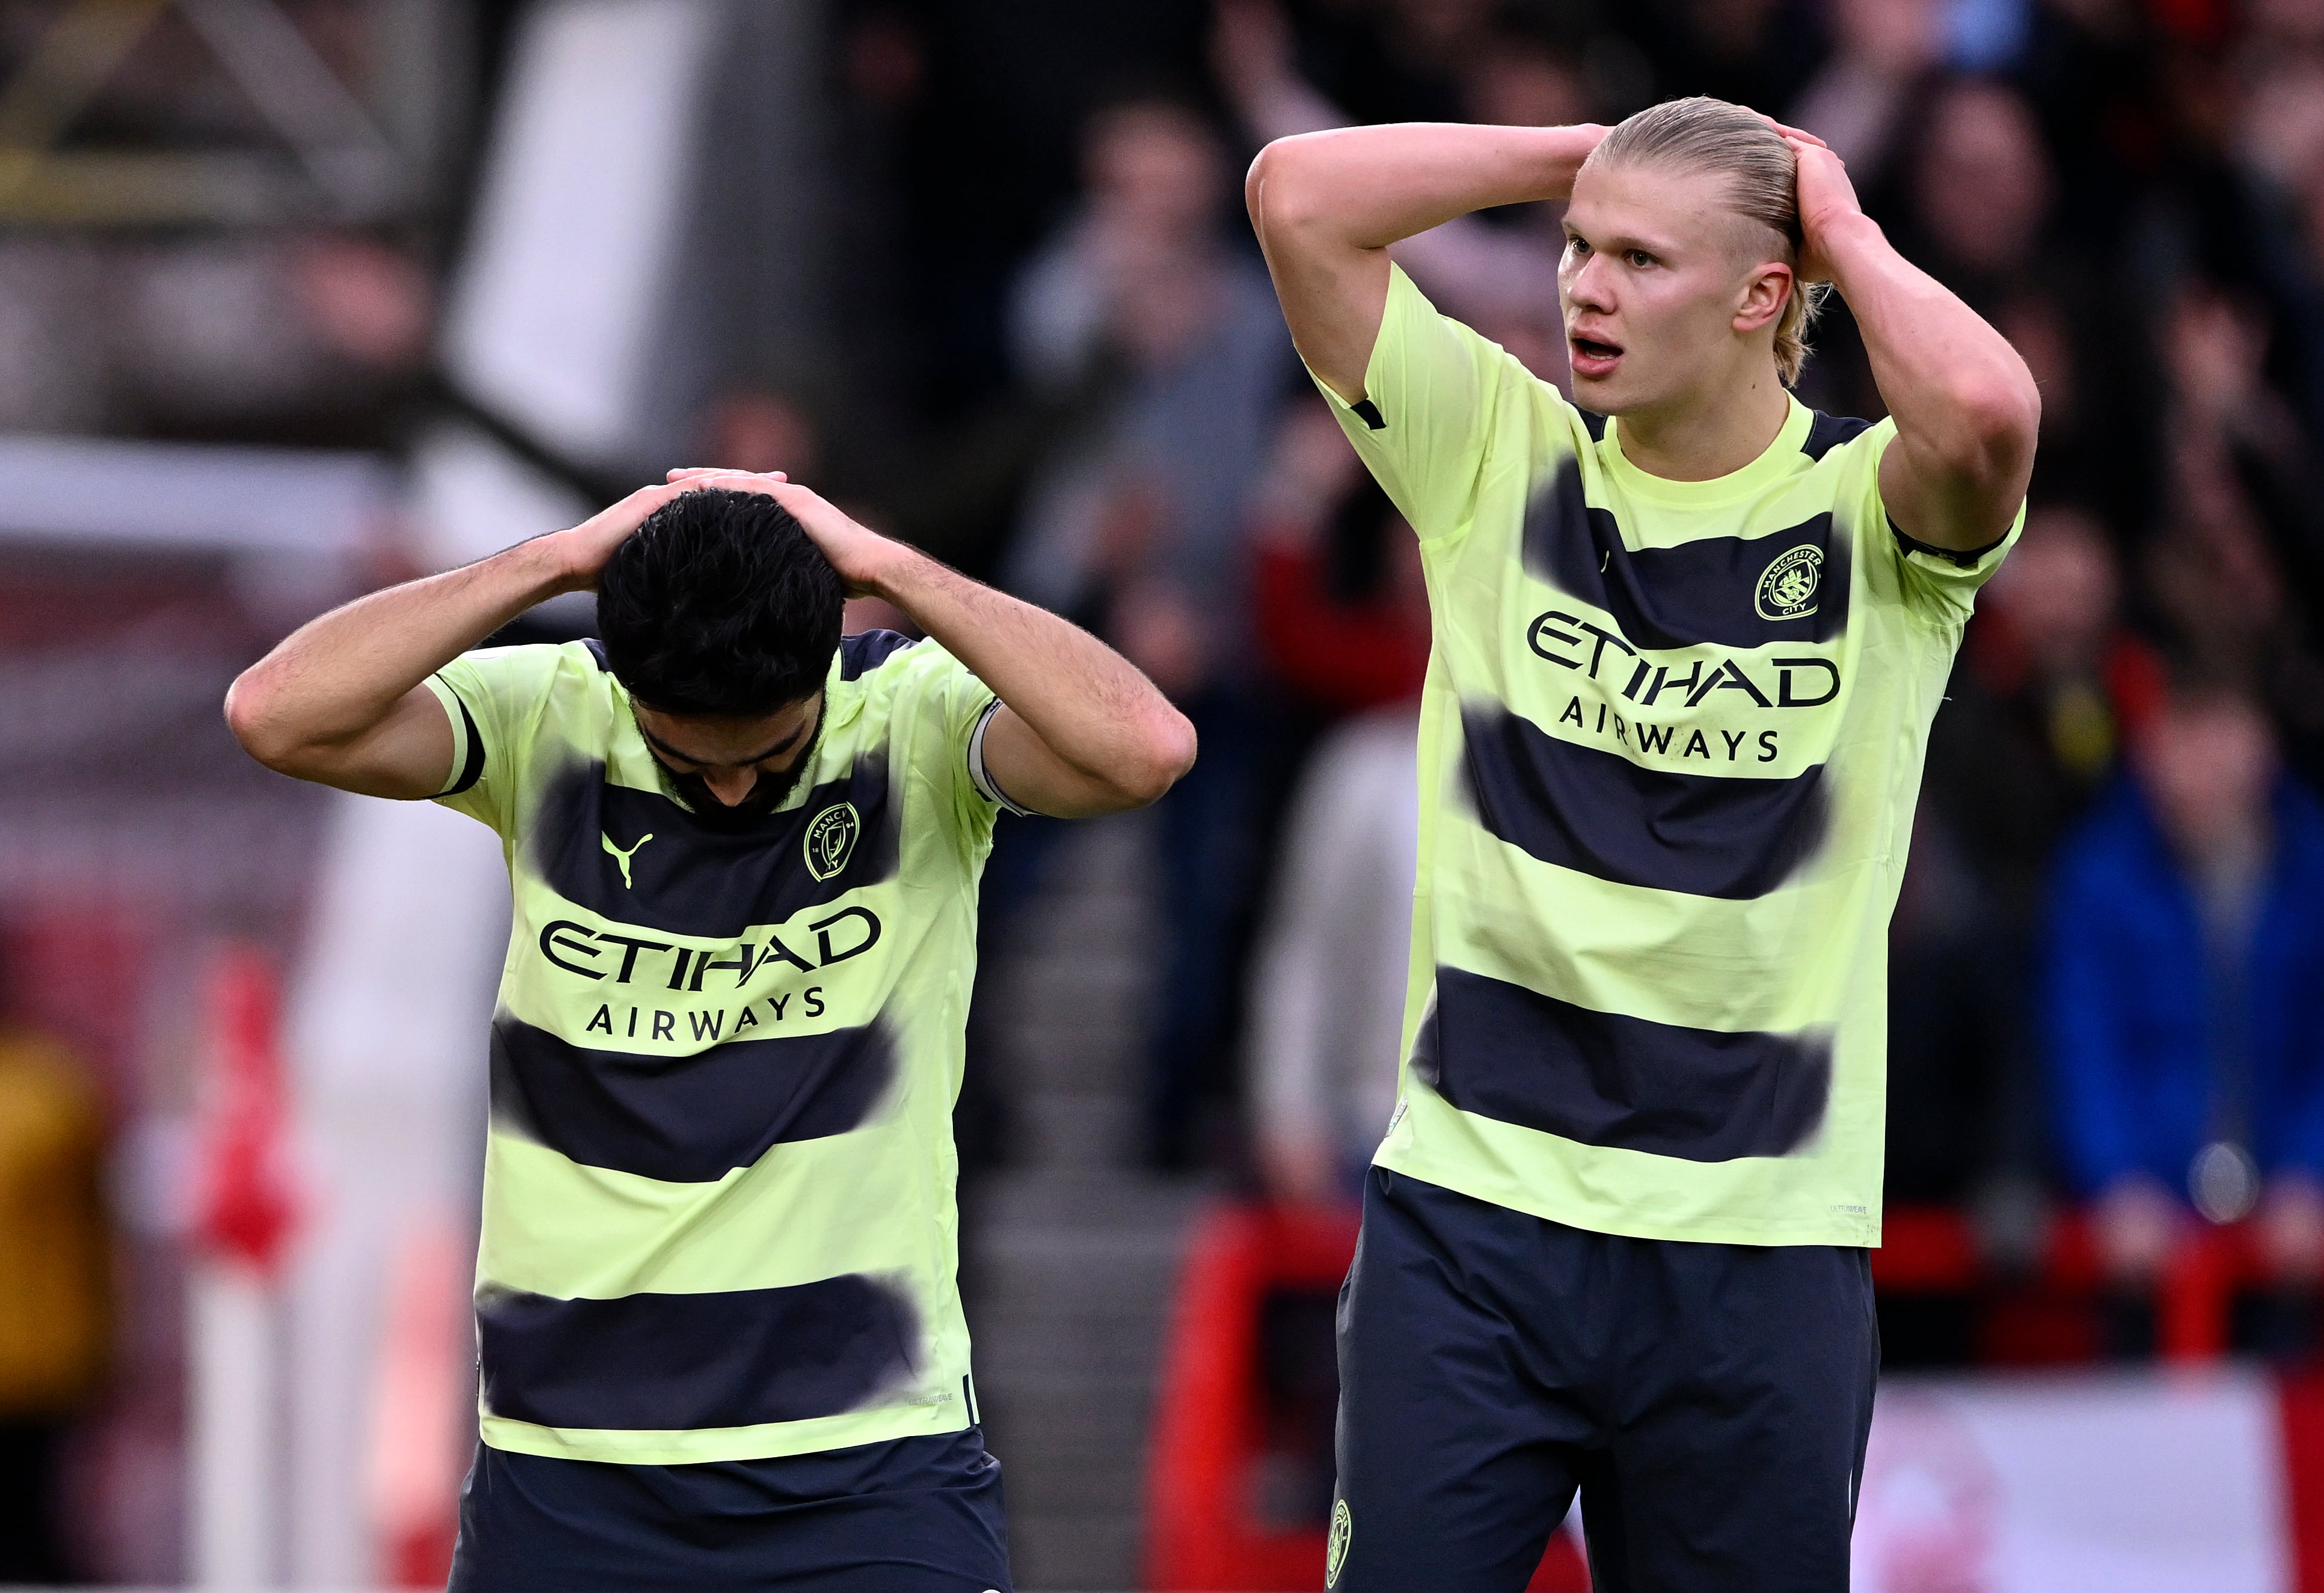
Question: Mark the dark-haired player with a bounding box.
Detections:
[1248,98,2038,1589]
[225,472,1195,1591]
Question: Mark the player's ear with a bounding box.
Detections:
[1734,261,1792,335]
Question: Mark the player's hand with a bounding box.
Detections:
[545,480,695,592]
[662,468,901,598]
[1782,133,1861,286]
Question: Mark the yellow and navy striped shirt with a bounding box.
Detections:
[1320,266,2020,1247]
[424,632,1001,1464]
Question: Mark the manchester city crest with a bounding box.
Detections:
[804,801,861,881]
[1756,543,1823,621]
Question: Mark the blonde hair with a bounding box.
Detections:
[1586,96,1830,386]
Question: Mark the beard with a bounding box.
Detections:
[655,714,825,834]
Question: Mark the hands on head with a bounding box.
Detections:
[551,468,901,599]
[1757,114,1858,286]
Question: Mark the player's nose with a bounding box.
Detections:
[1566,254,1614,310]
[704,768,758,806]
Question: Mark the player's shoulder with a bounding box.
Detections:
[821,630,979,741]
[1788,408,1896,503]
[1799,409,1886,464]
[836,629,920,683]
[1754,407,1893,531]
[829,630,948,711]
[437,637,612,727]
[451,636,611,689]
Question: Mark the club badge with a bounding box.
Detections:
[1756,543,1823,621]
[804,802,861,882]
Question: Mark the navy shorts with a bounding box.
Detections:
[1331,1168,1877,1593]
[447,1425,1011,1592]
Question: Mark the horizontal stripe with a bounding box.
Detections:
[529,755,897,940]
[477,1398,969,1467]
[1520,456,1852,648]
[1426,840,1860,1037]
[490,1015,895,1183]
[477,1128,933,1297]
[1461,704,1828,899]
[1415,965,1832,1161]
[477,1273,921,1432]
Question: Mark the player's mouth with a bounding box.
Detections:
[1568,334,1623,380]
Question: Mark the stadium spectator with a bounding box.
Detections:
[1785,0,1946,188]
[1001,93,1296,1167]
[1246,399,1430,716]
[1890,78,2159,527]
[0,1021,110,1583]
[1240,397,1428,1201]
[2143,280,2324,780]
[2045,685,2324,1356]
[1211,0,1579,381]
[1901,507,2165,1303]
[1246,700,1418,1206]
[1928,505,2166,927]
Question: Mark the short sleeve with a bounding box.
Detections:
[423,645,569,837]
[1309,263,1542,546]
[1842,419,2025,628]
[865,640,1013,848]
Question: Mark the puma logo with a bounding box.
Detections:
[602,832,654,888]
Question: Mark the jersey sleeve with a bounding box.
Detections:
[422,644,569,837]
[872,640,1014,853]
[1309,263,1551,547]
[1842,418,2025,627]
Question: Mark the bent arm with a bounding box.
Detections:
[874,546,1197,818]
[1245,121,1603,402]
[1820,212,2040,552]
[224,483,681,797]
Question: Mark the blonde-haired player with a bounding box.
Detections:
[1248,96,2037,1591]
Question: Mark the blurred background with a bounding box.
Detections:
[5,0,2324,1588]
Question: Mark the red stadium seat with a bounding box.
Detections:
[1145,1202,1588,1591]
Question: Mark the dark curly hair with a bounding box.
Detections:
[596,488,843,717]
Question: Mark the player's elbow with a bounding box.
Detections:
[224,671,280,763]
[1934,366,2041,488]
[1112,706,1199,809]
[1246,136,1328,239]
[223,669,309,775]
[1978,365,2043,456]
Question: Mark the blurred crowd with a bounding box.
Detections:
[19,1,2324,1570]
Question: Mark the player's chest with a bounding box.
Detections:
[1440,464,1856,775]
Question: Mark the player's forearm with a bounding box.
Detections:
[225,537,572,768]
[1248,122,1603,251]
[869,546,1195,807]
[1823,213,2040,534]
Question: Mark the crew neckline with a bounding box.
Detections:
[1600,396,1812,510]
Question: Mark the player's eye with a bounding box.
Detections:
[1565,236,1589,257]
[1626,249,1654,268]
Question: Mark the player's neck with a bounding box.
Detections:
[1610,364,1791,483]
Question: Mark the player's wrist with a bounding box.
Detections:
[1537,123,1608,197]
[1810,209,1885,284]
[853,536,930,608]
[517,528,598,599]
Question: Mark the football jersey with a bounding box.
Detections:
[423,631,1004,1464]
[1317,265,2020,1247]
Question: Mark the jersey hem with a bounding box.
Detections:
[478,1399,973,1466]
[1373,1147,1883,1249]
